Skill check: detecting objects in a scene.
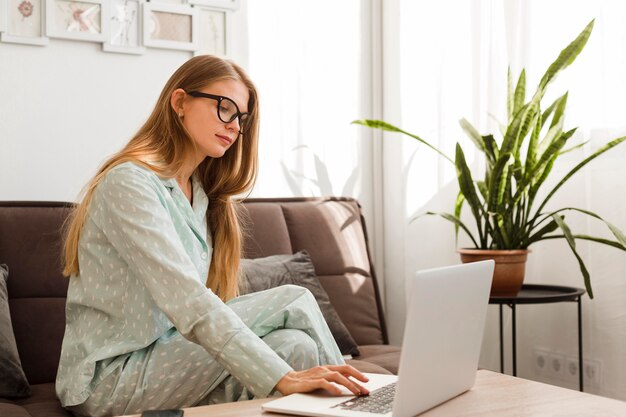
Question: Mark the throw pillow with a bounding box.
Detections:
[239,251,360,357]
[0,264,32,397]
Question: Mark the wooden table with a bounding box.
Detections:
[121,370,626,416]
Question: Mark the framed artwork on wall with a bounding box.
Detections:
[46,0,109,42]
[193,7,227,57]
[188,0,239,11]
[102,0,144,54]
[0,0,49,45]
[142,2,197,51]
[0,0,6,33]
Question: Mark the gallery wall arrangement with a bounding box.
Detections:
[0,0,236,55]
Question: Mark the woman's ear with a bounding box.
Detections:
[170,88,187,117]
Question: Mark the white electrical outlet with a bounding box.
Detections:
[583,359,601,386]
[533,348,549,374]
[548,353,566,379]
[566,357,579,379]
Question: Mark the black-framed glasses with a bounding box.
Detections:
[186,90,250,134]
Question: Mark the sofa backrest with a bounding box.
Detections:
[0,198,387,385]
[0,202,73,385]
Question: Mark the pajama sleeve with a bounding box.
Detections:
[90,166,292,397]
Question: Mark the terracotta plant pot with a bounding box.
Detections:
[458,249,530,296]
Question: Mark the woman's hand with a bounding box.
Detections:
[274,364,370,396]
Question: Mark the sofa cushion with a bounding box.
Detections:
[243,199,387,346]
[0,383,73,417]
[0,264,31,398]
[240,251,360,357]
[345,359,393,375]
[241,203,293,258]
[355,345,401,375]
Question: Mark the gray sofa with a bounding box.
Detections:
[0,197,400,416]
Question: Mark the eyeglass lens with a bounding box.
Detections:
[218,97,249,133]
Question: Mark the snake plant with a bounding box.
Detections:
[353,20,626,298]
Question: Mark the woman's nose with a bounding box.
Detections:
[225,117,241,133]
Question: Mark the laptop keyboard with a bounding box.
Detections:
[333,382,396,414]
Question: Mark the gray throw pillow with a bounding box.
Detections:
[0,264,32,398]
[239,251,360,357]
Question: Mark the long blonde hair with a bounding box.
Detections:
[63,55,259,301]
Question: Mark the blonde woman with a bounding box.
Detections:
[55,55,368,417]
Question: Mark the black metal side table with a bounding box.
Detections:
[489,284,586,391]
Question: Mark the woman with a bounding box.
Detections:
[56,55,368,416]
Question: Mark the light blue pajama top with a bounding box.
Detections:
[56,162,292,407]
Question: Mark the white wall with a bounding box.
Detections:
[0,7,248,202]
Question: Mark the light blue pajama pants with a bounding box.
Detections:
[69,285,345,417]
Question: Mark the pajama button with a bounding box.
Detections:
[201,252,207,259]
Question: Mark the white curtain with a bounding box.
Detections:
[386,0,626,399]
[246,0,370,200]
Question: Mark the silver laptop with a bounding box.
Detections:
[262,260,494,417]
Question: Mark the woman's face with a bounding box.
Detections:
[178,79,250,160]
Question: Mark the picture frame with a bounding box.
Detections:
[102,0,144,55]
[46,0,109,42]
[142,2,197,51]
[0,0,49,46]
[188,0,240,11]
[193,7,227,57]
[0,0,7,33]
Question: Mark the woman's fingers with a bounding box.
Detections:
[326,364,370,383]
[275,365,371,396]
[322,370,369,396]
[306,378,343,395]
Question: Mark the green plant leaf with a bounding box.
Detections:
[540,98,558,130]
[454,192,465,243]
[412,211,479,248]
[507,66,514,122]
[551,213,593,298]
[460,118,486,153]
[526,217,561,245]
[525,104,543,178]
[559,140,589,155]
[455,143,485,241]
[534,128,576,176]
[352,119,454,164]
[513,69,526,116]
[535,135,626,217]
[487,152,514,212]
[550,91,569,129]
[538,20,594,92]
[541,234,626,251]
[528,157,556,209]
[547,207,626,247]
[483,134,499,165]
[476,181,488,201]
[537,93,568,156]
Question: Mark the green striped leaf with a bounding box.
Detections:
[460,118,486,153]
[454,192,466,243]
[551,214,593,298]
[488,152,514,211]
[507,67,514,122]
[538,20,594,92]
[547,207,626,247]
[541,235,626,251]
[513,69,526,116]
[455,144,484,239]
[412,211,479,248]
[536,135,626,216]
[352,119,454,164]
